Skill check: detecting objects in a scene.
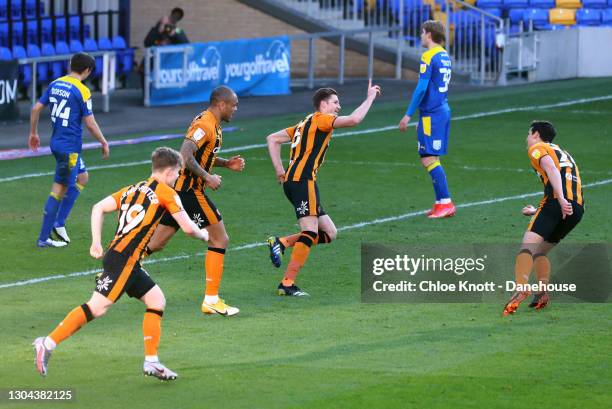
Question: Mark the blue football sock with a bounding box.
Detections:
[39,193,61,241]
[427,161,442,201]
[427,161,451,201]
[55,184,83,228]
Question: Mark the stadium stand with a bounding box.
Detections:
[1,0,133,93]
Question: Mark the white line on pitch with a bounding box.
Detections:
[1,178,610,290]
[246,157,612,176]
[2,94,611,184]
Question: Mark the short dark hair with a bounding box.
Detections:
[151,147,182,171]
[530,121,556,142]
[170,7,184,21]
[70,52,96,74]
[422,20,446,44]
[313,88,338,110]
[210,86,236,105]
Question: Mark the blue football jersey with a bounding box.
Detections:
[418,46,451,114]
[39,75,93,153]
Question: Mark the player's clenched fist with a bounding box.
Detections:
[90,243,104,259]
[522,205,537,216]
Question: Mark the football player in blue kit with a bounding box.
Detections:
[28,52,109,247]
[398,20,455,219]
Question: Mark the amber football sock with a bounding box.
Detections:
[143,309,163,359]
[48,303,94,345]
[205,247,225,297]
[514,249,534,285]
[281,230,332,249]
[533,253,551,285]
[282,231,316,286]
[279,233,300,250]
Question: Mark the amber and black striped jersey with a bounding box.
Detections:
[107,178,183,259]
[284,112,336,182]
[175,110,222,192]
[528,142,583,205]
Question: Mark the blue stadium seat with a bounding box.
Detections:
[0,45,11,59]
[396,0,424,11]
[111,35,127,49]
[0,22,7,46]
[25,0,35,18]
[523,8,551,29]
[435,0,453,10]
[12,45,32,87]
[582,0,607,7]
[97,37,113,50]
[603,8,612,24]
[0,0,7,22]
[509,8,527,23]
[83,37,97,52]
[482,7,503,16]
[41,41,57,80]
[83,37,103,78]
[26,19,38,43]
[40,17,53,42]
[12,21,24,46]
[576,8,603,24]
[55,18,66,41]
[26,42,40,58]
[451,11,480,48]
[69,39,82,53]
[53,40,69,76]
[10,0,21,20]
[503,0,529,8]
[404,5,431,28]
[477,0,503,7]
[112,35,134,75]
[530,0,555,7]
[55,39,69,54]
[25,0,44,18]
[408,0,427,7]
[69,15,82,40]
[27,43,50,83]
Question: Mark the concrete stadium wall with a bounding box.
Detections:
[129,0,417,80]
[534,27,612,81]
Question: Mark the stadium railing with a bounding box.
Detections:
[448,0,505,84]
[271,0,520,84]
[17,49,116,111]
[289,26,404,87]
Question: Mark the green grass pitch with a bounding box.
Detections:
[0,78,611,409]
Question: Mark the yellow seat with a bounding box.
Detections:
[433,10,447,22]
[555,0,581,8]
[454,0,473,10]
[549,8,577,25]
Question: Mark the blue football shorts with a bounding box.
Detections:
[53,152,87,185]
[417,109,451,156]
